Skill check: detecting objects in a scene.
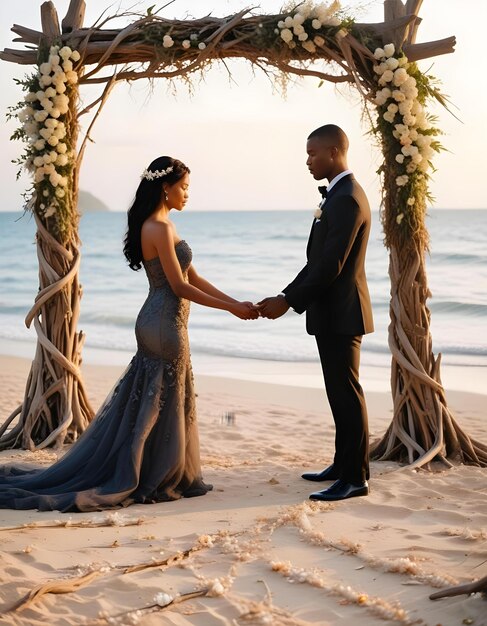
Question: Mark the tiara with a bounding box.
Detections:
[141,166,173,181]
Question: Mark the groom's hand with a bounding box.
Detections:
[257,295,289,319]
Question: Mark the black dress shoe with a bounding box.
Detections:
[301,464,340,482]
[309,479,368,501]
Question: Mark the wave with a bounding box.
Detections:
[429,252,487,265]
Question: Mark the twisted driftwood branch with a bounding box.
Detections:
[429,575,487,600]
[370,246,487,468]
[0,212,94,450]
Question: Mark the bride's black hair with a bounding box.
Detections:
[123,156,190,270]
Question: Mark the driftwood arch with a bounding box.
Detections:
[1,0,486,469]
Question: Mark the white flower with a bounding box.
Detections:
[65,70,78,84]
[298,32,309,41]
[49,171,61,186]
[58,175,68,187]
[50,107,61,119]
[24,92,37,103]
[198,42,206,50]
[55,187,65,198]
[45,87,57,99]
[40,62,52,75]
[47,135,59,147]
[59,46,73,60]
[398,100,413,116]
[293,24,305,35]
[395,154,405,164]
[53,66,67,80]
[280,28,293,43]
[384,43,395,57]
[34,168,46,183]
[374,93,387,106]
[182,39,191,49]
[34,110,49,123]
[62,59,73,72]
[34,139,46,150]
[415,134,431,148]
[53,126,66,139]
[49,45,59,55]
[54,82,67,95]
[314,36,325,47]
[383,111,396,123]
[70,50,81,62]
[399,133,412,146]
[411,100,423,115]
[393,68,408,86]
[39,127,52,140]
[403,113,416,126]
[392,89,406,102]
[50,54,60,66]
[284,16,294,28]
[154,592,173,607]
[293,13,305,25]
[162,35,174,48]
[288,40,297,49]
[396,212,404,224]
[190,33,198,41]
[406,162,417,173]
[301,40,316,53]
[378,69,394,85]
[38,76,51,89]
[396,174,409,187]
[374,47,385,60]
[206,580,225,597]
[387,103,398,114]
[44,206,56,218]
[56,153,69,166]
[312,19,322,29]
[53,94,69,114]
[277,20,285,29]
[45,118,58,128]
[33,156,44,167]
[56,142,68,154]
[407,197,415,206]
[36,90,45,100]
[385,57,399,71]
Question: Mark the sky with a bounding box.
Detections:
[1,0,486,212]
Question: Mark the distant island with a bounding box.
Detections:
[78,190,111,213]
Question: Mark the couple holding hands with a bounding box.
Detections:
[0,123,373,513]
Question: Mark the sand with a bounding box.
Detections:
[0,354,486,625]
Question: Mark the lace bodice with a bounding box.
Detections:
[142,240,192,289]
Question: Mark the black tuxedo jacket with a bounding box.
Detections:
[283,174,374,336]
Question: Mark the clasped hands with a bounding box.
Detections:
[232,295,289,320]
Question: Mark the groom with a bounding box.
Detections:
[258,124,374,501]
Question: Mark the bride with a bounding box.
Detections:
[0,156,258,512]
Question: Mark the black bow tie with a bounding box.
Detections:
[318,185,328,198]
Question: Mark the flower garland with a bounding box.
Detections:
[10,44,80,240]
[275,0,342,54]
[372,43,443,233]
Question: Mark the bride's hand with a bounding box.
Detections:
[229,301,259,320]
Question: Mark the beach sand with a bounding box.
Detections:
[0,354,486,625]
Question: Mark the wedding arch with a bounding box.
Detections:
[1,0,486,468]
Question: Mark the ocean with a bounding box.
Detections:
[1,209,486,393]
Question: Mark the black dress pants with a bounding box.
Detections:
[315,333,369,483]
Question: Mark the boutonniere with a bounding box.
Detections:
[314,208,322,219]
